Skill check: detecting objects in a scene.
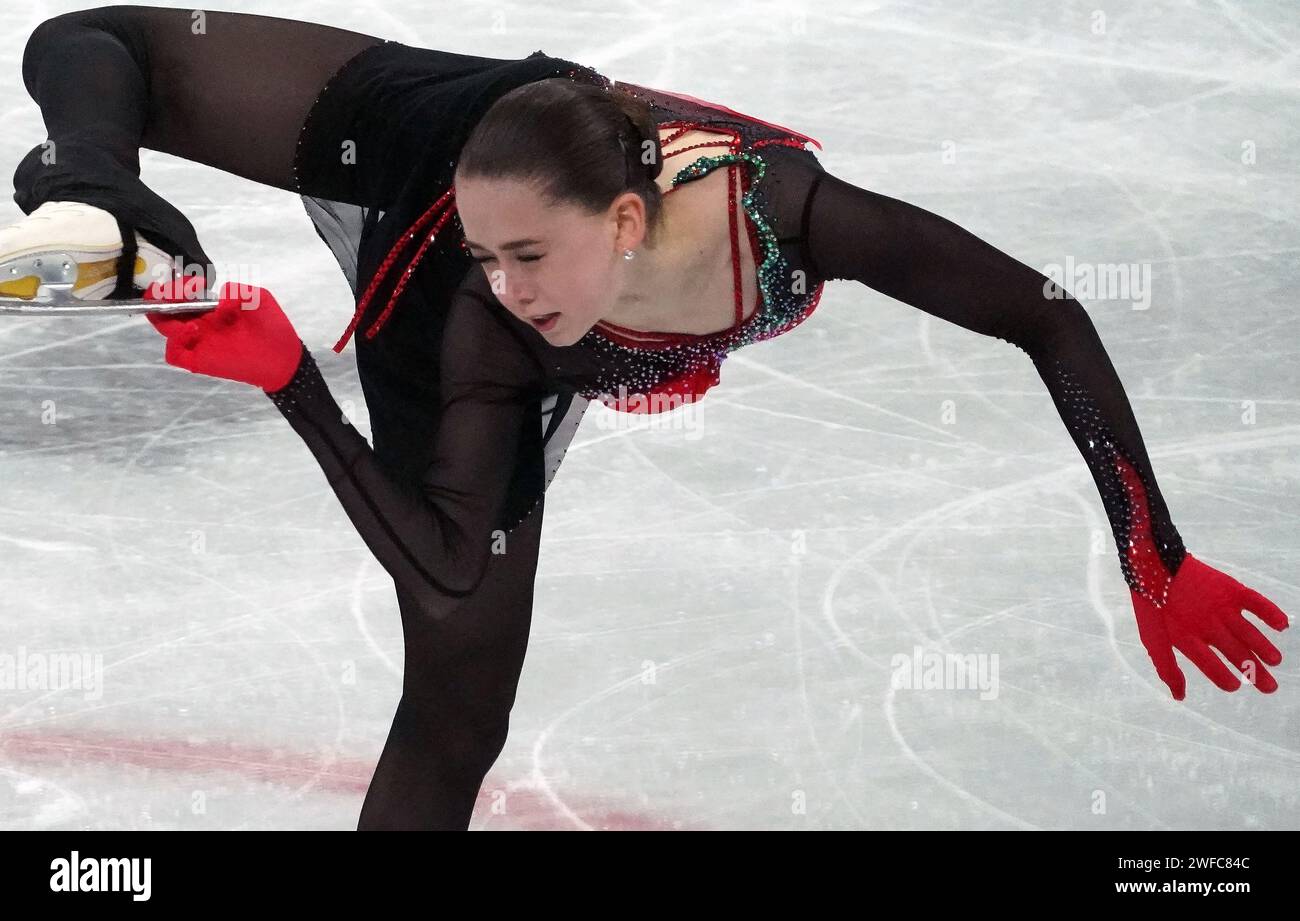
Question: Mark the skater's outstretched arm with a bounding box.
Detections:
[15,5,383,266]
[146,270,546,611]
[797,167,1288,697]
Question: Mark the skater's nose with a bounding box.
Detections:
[508,289,538,313]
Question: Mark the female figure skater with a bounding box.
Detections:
[8,6,1287,830]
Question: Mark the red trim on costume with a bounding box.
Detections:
[1114,452,1175,606]
[597,361,722,414]
[615,81,823,151]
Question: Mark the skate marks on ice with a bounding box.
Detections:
[3,0,1299,828]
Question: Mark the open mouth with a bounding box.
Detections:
[529,312,560,331]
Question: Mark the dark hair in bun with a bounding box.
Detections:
[457,78,666,237]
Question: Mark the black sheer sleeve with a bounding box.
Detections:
[265,270,549,610]
[799,165,1187,606]
[15,5,383,267]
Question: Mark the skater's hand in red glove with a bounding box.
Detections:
[144,280,303,392]
[1132,552,1289,700]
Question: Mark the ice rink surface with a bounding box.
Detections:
[0,0,1296,830]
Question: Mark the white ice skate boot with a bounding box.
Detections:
[0,200,218,315]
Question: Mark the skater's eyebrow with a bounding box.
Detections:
[463,237,545,253]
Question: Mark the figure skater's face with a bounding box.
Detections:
[454,174,650,347]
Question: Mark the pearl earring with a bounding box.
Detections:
[623,249,635,260]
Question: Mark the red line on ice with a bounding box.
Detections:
[0,728,694,830]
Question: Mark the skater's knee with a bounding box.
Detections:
[394,692,512,773]
[22,17,65,95]
[440,714,510,778]
[24,9,106,97]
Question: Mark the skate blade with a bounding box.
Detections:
[0,296,220,316]
[0,248,218,315]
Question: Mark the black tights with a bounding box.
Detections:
[16,5,537,830]
[360,502,542,830]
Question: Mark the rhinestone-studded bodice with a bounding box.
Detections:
[574,149,824,413]
[567,85,827,414]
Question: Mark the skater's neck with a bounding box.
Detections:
[602,158,733,335]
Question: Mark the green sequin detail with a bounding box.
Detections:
[669,150,784,345]
[577,145,823,408]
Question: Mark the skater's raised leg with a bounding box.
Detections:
[12,6,383,285]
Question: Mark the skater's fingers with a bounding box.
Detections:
[217,280,253,308]
[144,281,210,335]
[1208,628,1262,688]
[218,280,269,312]
[1212,638,1280,694]
[163,334,195,371]
[1240,653,1280,694]
[143,282,185,337]
[214,297,241,326]
[1225,612,1283,667]
[1239,584,1290,632]
[242,285,269,312]
[1179,638,1242,693]
[1135,609,1186,700]
[144,310,185,337]
[1145,641,1186,701]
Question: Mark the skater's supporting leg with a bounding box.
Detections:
[341,271,547,829]
[358,497,545,831]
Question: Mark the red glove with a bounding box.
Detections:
[1131,553,1288,700]
[144,280,303,392]
[1114,453,1289,699]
